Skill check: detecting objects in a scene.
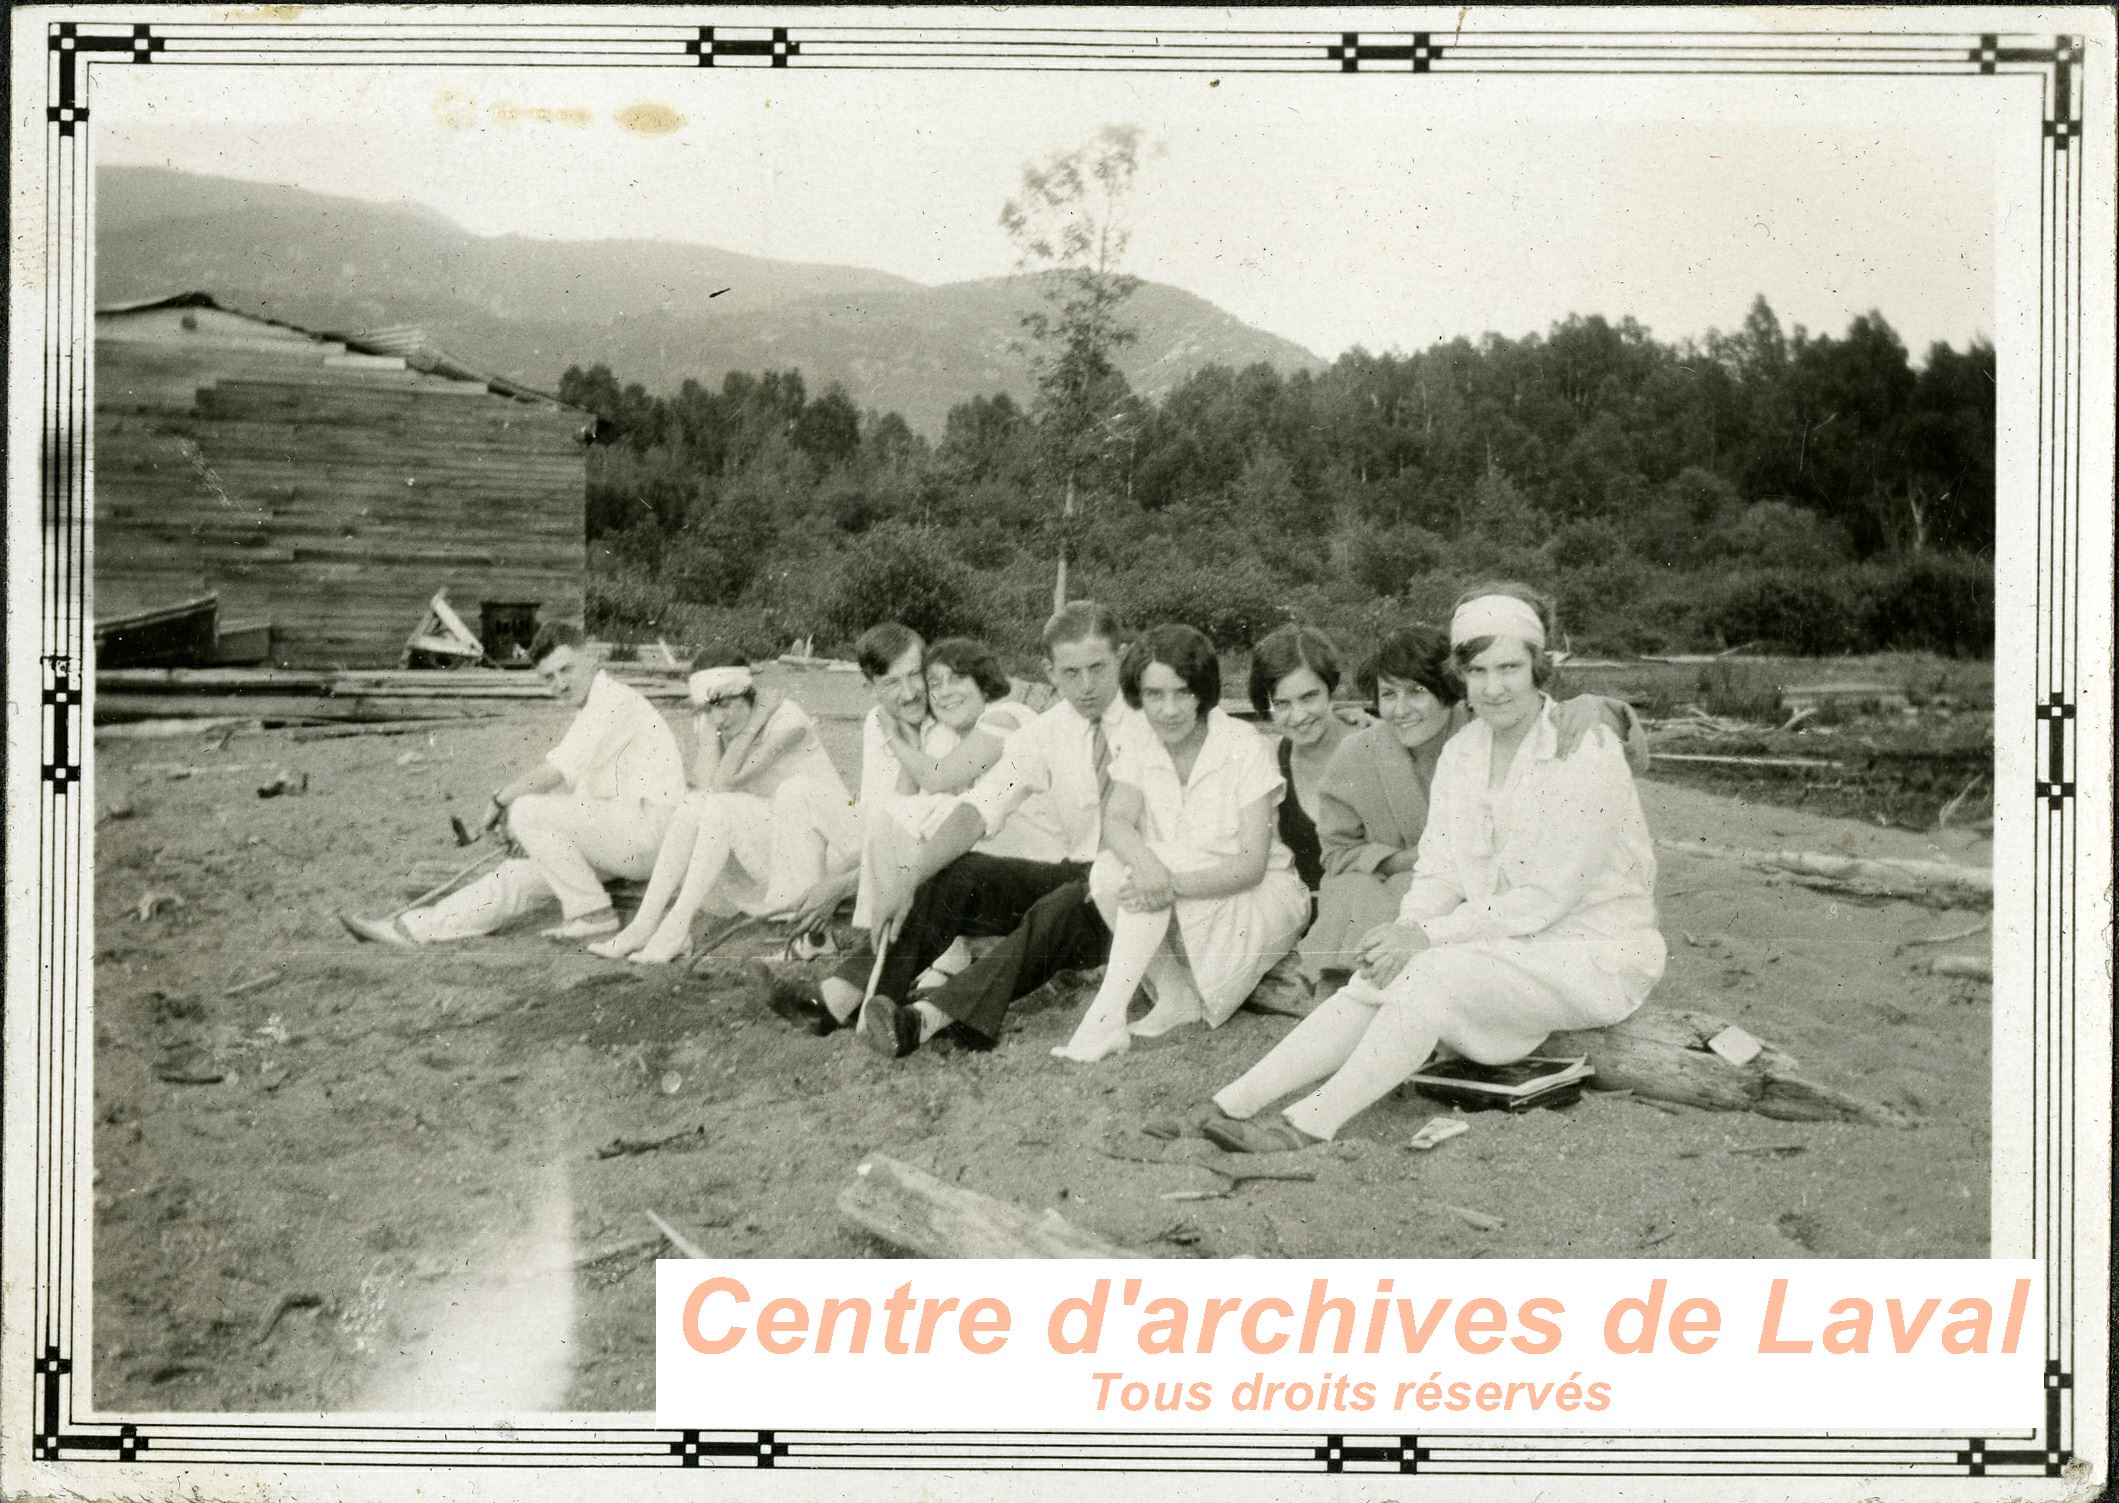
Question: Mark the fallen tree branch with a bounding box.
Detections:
[839,1152,1141,1257]
[1547,1006,1913,1128]
[1656,838,1989,904]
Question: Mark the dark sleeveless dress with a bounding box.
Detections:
[1276,737,1326,893]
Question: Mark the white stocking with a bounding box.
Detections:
[1213,985,1383,1121]
[593,803,700,956]
[1052,904,1170,1063]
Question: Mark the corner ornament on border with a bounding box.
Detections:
[45,20,164,136]
[1968,32,2084,145]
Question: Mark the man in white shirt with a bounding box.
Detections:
[341,642,685,945]
[767,602,1146,1058]
[773,621,937,943]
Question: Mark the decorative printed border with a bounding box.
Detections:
[18,13,2095,1480]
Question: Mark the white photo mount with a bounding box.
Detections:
[4,5,2111,1498]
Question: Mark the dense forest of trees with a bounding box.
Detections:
[560,296,1995,665]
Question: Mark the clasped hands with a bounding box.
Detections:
[1115,852,1176,912]
[1355,920,1430,987]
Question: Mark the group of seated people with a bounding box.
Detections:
[342,582,1666,1151]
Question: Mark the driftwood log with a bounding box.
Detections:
[839,1153,1141,1258]
[1547,1007,1913,1128]
[1657,839,1990,906]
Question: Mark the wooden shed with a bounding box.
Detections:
[94,293,591,668]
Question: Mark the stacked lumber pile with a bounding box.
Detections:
[95,655,698,729]
[95,666,546,728]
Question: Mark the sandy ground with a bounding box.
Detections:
[89,666,1991,1413]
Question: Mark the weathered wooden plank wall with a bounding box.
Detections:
[95,311,588,667]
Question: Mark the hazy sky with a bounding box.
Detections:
[95,60,1997,361]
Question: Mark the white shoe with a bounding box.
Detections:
[542,910,620,942]
[341,912,416,946]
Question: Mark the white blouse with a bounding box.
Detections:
[1399,697,1660,973]
[1108,708,1294,873]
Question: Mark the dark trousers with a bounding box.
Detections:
[931,875,1111,1045]
[830,854,1109,1046]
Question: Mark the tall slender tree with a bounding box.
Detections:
[1001,124,1145,610]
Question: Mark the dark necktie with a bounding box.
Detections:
[1090,722,1111,805]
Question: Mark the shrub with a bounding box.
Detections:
[1692,660,1789,722]
[1725,500,1855,570]
[684,604,811,662]
[1601,576,1710,656]
[1339,523,1450,598]
[586,563,706,643]
[1553,557,1650,651]
[1705,568,1866,655]
[1631,467,1741,567]
[816,524,990,646]
[1106,556,1291,650]
[1865,552,1994,657]
[1545,517,1628,572]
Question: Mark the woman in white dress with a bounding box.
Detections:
[589,661,855,964]
[1052,623,1310,1064]
[1205,584,1666,1149]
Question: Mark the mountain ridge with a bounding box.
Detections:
[96,165,1323,433]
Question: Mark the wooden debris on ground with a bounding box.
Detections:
[1652,753,1843,769]
[288,719,461,742]
[1903,917,1990,948]
[96,717,260,741]
[1656,838,1990,905]
[1208,1160,1320,1185]
[403,590,485,667]
[252,1291,324,1346]
[839,1152,1141,1258]
[1779,682,1911,715]
[1547,1006,1914,1128]
[1443,1204,1505,1232]
[1928,956,1992,982]
[644,1208,707,1259]
[595,1124,708,1160]
[566,1234,664,1273]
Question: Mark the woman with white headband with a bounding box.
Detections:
[1203,582,1665,1152]
[589,657,856,963]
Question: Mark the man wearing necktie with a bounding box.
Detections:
[767,602,1146,1057]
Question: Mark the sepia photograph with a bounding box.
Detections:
[74,45,2006,1416]
[10,9,2104,1491]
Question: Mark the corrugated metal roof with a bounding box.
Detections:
[95,292,581,412]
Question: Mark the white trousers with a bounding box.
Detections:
[401,792,671,941]
[1214,935,1649,1141]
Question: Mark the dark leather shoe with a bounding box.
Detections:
[1203,1116,1320,1155]
[857,994,919,1059]
[764,976,840,1037]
